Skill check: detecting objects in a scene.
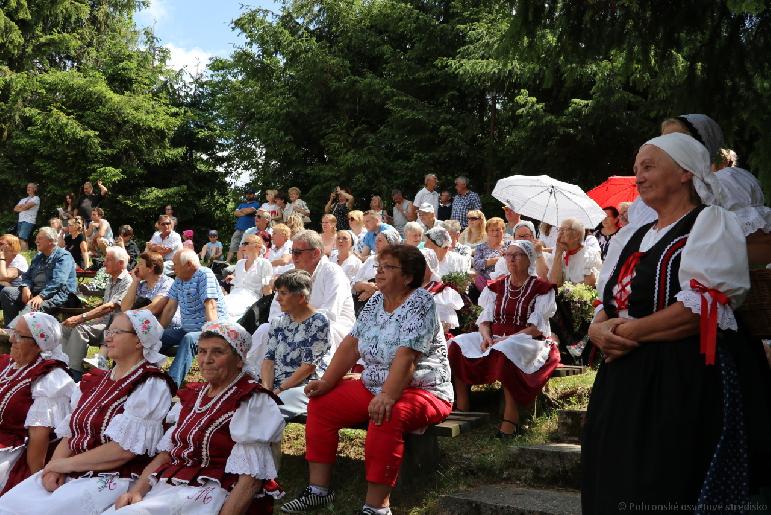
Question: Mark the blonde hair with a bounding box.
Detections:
[285,213,305,237]
[485,217,505,232]
[348,210,364,224]
[322,213,337,226]
[265,189,277,201]
[370,195,384,210]
[288,187,301,196]
[272,223,291,239]
[0,234,21,253]
[458,210,486,246]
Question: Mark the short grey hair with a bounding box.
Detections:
[404,221,424,237]
[442,219,461,235]
[559,217,585,234]
[178,248,200,267]
[106,246,129,266]
[293,230,324,251]
[455,175,469,186]
[37,227,58,242]
[424,173,437,183]
[274,269,312,299]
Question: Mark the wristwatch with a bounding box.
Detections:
[81,313,87,322]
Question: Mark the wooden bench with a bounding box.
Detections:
[288,410,490,485]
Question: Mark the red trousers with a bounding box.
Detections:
[305,379,452,487]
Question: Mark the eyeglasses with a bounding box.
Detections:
[8,330,36,342]
[373,264,402,271]
[104,328,136,338]
[504,253,528,260]
[467,217,481,221]
[290,248,315,256]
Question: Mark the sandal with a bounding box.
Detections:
[495,419,524,438]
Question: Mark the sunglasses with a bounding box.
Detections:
[290,248,315,255]
[467,216,481,221]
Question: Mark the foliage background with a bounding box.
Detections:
[2,0,769,240]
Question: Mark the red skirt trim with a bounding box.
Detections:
[448,341,560,404]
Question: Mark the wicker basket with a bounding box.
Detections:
[736,268,771,339]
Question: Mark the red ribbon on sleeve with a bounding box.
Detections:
[689,279,730,366]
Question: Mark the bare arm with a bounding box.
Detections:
[203,298,218,322]
[277,363,316,392]
[81,241,91,268]
[616,302,699,343]
[26,426,52,473]
[121,278,140,312]
[260,359,276,391]
[159,298,178,328]
[317,335,360,385]
[114,452,171,509]
[219,475,264,515]
[548,249,564,286]
[44,441,135,475]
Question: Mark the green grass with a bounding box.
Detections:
[276,371,597,514]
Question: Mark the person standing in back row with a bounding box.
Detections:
[451,176,482,229]
[14,183,40,251]
[413,173,439,214]
[226,190,260,262]
[391,189,415,236]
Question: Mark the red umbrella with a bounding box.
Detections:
[587,176,638,209]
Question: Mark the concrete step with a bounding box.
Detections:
[507,444,581,489]
[439,484,581,514]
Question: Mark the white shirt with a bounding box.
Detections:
[413,188,439,214]
[435,250,471,278]
[8,254,28,286]
[150,231,183,261]
[333,253,363,283]
[267,240,294,276]
[545,245,602,285]
[16,195,40,224]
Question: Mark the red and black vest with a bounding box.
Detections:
[154,375,279,491]
[487,275,555,336]
[68,362,175,477]
[0,355,66,449]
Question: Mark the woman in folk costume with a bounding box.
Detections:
[109,320,284,515]
[0,309,175,514]
[449,240,559,437]
[0,313,74,494]
[582,132,771,513]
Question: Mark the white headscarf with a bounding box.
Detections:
[124,309,167,367]
[509,240,537,276]
[9,312,69,364]
[380,228,402,247]
[421,248,441,282]
[200,320,253,373]
[678,114,724,161]
[425,227,452,248]
[642,132,723,207]
[513,221,536,237]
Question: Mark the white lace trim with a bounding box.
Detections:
[156,424,175,453]
[733,206,771,236]
[24,396,71,429]
[224,442,277,480]
[104,413,165,456]
[54,413,72,439]
[676,290,738,331]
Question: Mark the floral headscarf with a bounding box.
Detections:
[9,312,69,364]
[200,320,251,362]
[124,309,167,367]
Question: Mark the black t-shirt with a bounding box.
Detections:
[76,191,103,220]
[65,233,86,268]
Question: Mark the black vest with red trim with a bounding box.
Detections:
[487,275,556,335]
[0,355,66,449]
[603,205,705,319]
[68,362,175,477]
[154,375,279,491]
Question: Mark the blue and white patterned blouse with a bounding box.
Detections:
[351,289,454,403]
[265,312,331,390]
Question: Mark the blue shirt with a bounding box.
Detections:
[235,201,261,231]
[168,267,226,331]
[362,223,395,251]
[265,312,330,389]
[21,247,78,304]
[451,191,482,228]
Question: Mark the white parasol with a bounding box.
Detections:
[492,174,606,228]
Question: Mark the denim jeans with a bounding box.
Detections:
[160,327,201,386]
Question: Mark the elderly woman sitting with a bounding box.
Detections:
[403,221,424,248]
[472,216,508,293]
[331,230,362,282]
[492,221,549,280]
[423,227,470,277]
[546,218,602,287]
[0,313,74,495]
[351,228,402,307]
[449,240,559,437]
[0,234,28,287]
[261,270,330,420]
[281,245,453,514]
[223,233,273,322]
[0,309,174,514]
[107,320,284,515]
[583,133,771,513]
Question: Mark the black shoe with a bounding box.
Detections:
[281,486,335,513]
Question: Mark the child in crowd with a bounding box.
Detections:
[199,229,223,264]
[182,229,195,250]
[261,189,282,222]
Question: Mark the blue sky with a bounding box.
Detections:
[134,0,279,74]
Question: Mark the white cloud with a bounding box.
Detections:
[136,0,169,25]
[164,43,214,75]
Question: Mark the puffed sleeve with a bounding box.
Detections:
[527,290,557,337]
[25,368,76,429]
[225,393,285,479]
[582,247,602,278]
[54,384,83,439]
[490,256,508,280]
[434,287,465,329]
[476,287,496,325]
[104,377,173,455]
[675,206,750,330]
